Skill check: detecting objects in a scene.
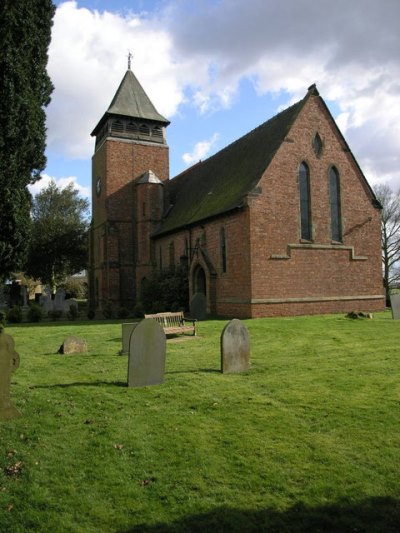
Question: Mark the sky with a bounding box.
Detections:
[31,0,400,207]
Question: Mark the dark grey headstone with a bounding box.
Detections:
[190,292,207,321]
[221,319,250,373]
[58,336,87,354]
[390,293,400,319]
[0,330,21,420]
[128,319,166,387]
[121,322,139,354]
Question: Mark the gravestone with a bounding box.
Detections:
[41,286,53,313]
[221,318,250,373]
[121,322,139,354]
[128,319,166,387]
[390,293,400,320]
[0,329,21,420]
[54,288,66,311]
[58,336,87,354]
[190,292,207,321]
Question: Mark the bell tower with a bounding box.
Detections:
[88,61,170,312]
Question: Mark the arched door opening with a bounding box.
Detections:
[194,266,207,296]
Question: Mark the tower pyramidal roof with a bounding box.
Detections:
[91,69,170,136]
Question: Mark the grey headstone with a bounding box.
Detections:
[221,319,250,373]
[390,293,400,319]
[58,336,87,354]
[128,319,166,387]
[0,330,21,420]
[121,322,139,354]
[54,288,66,311]
[190,292,207,321]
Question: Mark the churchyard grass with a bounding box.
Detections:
[0,312,399,532]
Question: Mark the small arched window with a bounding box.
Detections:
[220,227,227,273]
[152,126,163,138]
[299,162,312,240]
[111,120,124,133]
[329,166,342,242]
[139,124,150,135]
[169,241,175,268]
[313,133,323,157]
[126,121,138,133]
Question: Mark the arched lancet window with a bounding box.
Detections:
[220,227,227,273]
[329,166,342,242]
[152,126,163,138]
[169,241,175,268]
[139,124,150,135]
[126,121,138,133]
[111,120,124,133]
[299,162,312,240]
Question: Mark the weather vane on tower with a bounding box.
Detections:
[127,50,133,70]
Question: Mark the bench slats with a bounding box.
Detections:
[144,312,196,336]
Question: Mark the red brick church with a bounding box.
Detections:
[88,66,384,318]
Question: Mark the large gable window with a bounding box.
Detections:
[329,166,342,242]
[299,162,312,240]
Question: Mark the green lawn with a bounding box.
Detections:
[1,313,399,532]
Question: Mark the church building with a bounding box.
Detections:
[88,66,385,318]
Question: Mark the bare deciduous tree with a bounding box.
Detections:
[374,184,400,305]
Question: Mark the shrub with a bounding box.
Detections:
[133,302,144,318]
[7,305,23,323]
[102,300,114,319]
[0,310,6,329]
[27,304,43,323]
[61,277,88,299]
[141,266,189,314]
[117,307,130,319]
[87,309,95,320]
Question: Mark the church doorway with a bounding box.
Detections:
[194,266,207,296]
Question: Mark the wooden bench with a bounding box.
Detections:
[144,312,197,336]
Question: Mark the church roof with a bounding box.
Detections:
[91,69,169,135]
[155,93,307,236]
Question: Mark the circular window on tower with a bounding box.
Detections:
[96,177,102,196]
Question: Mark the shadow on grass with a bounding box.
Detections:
[166,368,220,375]
[30,381,127,389]
[118,496,400,532]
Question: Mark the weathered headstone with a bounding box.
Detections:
[0,329,21,420]
[41,286,53,313]
[54,288,66,311]
[221,318,250,373]
[121,322,139,354]
[58,336,87,354]
[128,319,166,387]
[190,292,207,321]
[390,293,400,320]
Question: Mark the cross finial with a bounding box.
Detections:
[127,50,133,70]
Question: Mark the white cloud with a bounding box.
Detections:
[47,0,400,190]
[28,174,91,200]
[47,1,194,158]
[182,133,220,166]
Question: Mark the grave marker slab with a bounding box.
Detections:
[390,293,400,320]
[121,322,139,354]
[0,330,21,420]
[221,318,250,373]
[190,292,207,321]
[128,319,166,387]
